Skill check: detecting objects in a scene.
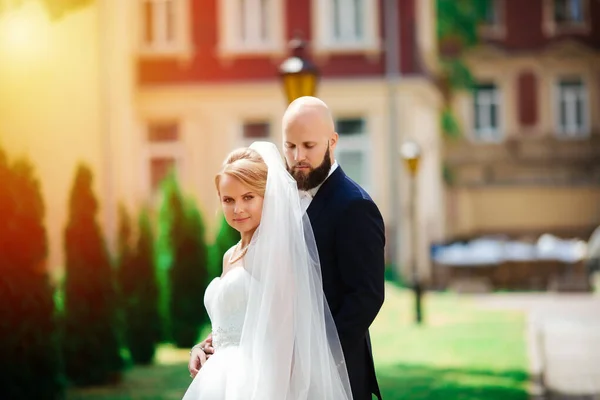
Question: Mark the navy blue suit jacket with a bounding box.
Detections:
[307,166,385,400]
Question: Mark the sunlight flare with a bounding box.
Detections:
[0,2,50,61]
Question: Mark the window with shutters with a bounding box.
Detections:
[145,121,184,194]
[554,0,586,24]
[543,0,590,35]
[472,83,503,142]
[334,117,370,190]
[555,78,589,138]
[480,0,506,38]
[241,121,271,146]
[140,0,192,59]
[218,0,284,55]
[150,157,177,192]
[312,0,380,54]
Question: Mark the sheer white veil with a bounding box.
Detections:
[227,141,352,399]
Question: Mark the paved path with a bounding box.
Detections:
[469,293,600,399]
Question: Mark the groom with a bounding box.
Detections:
[189,96,385,400]
[283,96,385,400]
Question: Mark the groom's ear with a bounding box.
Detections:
[329,132,339,151]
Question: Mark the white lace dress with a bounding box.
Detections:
[182,267,251,400]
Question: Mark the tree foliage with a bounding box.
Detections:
[117,205,161,364]
[0,148,64,399]
[436,0,489,138]
[63,164,123,386]
[157,173,210,347]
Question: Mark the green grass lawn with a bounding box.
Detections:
[67,284,529,400]
[373,285,529,400]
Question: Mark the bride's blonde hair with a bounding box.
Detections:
[215,148,268,196]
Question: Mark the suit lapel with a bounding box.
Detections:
[307,167,344,225]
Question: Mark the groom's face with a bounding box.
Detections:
[286,144,332,191]
[283,112,338,191]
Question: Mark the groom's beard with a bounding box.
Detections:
[287,146,332,191]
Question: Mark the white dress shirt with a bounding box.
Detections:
[299,161,339,212]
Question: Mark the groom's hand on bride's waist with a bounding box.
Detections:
[188,334,215,378]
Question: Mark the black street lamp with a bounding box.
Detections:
[400,140,424,325]
[279,35,319,104]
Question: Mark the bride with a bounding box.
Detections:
[181,142,353,400]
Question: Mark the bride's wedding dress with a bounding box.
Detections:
[182,267,251,399]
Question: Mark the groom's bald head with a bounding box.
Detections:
[282,97,338,190]
[283,97,335,136]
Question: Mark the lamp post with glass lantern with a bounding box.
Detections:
[400,140,424,324]
[278,34,319,104]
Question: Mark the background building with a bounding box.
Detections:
[445,0,600,242]
[0,0,444,279]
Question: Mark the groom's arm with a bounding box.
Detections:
[334,199,385,344]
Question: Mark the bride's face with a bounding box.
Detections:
[219,175,264,234]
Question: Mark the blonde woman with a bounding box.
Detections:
[182,142,352,399]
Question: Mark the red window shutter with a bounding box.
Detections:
[517,71,538,128]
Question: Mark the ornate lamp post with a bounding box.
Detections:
[400,140,424,324]
[278,35,319,104]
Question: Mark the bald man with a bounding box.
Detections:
[189,97,385,400]
[282,97,385,399]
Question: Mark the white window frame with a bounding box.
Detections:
[311,0,380,55]
[142,122,185,199]
[139,0,193,60]
[479,0,506,39]
[555,78,589,138]
[543,0,590,36]
[218,0,285,56]
[472,83,503,142]
[334,117,371,192]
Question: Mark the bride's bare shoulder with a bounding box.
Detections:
[221,246,237,275]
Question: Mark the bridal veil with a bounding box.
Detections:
[226,141,352,400]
